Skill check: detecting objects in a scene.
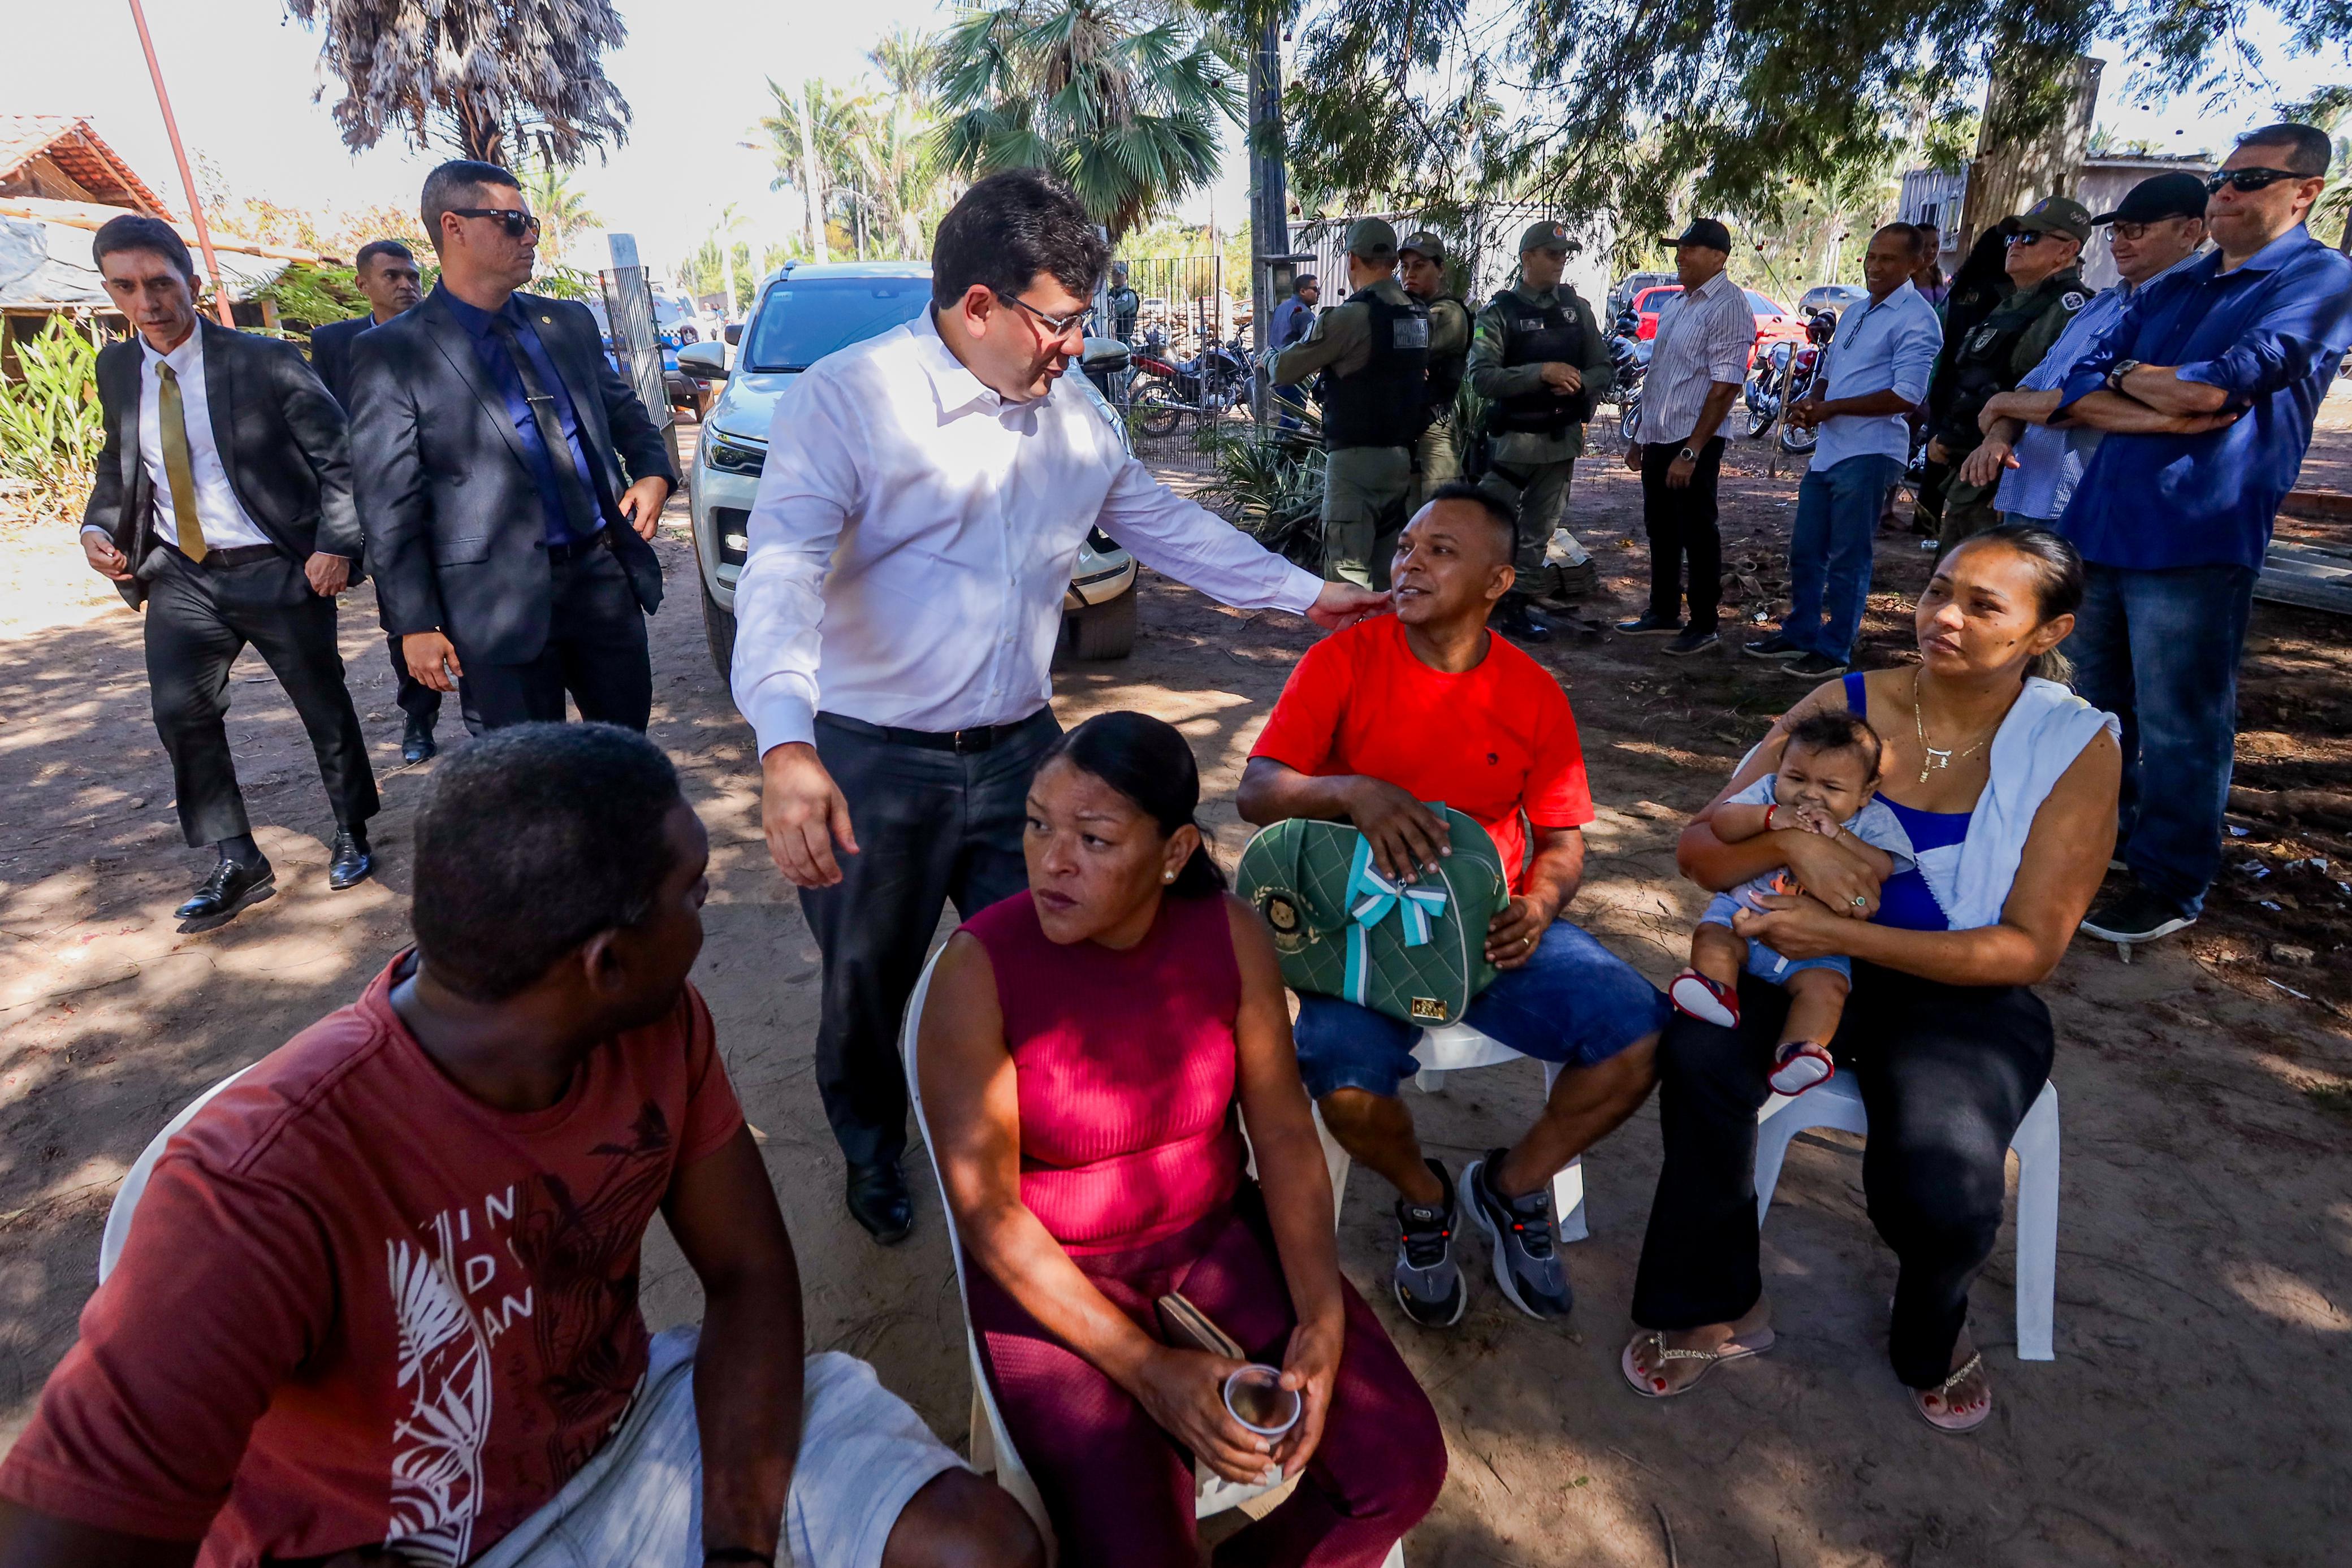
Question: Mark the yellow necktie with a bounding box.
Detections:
[157,362,207,563]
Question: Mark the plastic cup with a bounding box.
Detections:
[1221,1363,1302,1438]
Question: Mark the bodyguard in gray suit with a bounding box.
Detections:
[349,161,675,731]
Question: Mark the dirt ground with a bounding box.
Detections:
[2,416,2349,1567]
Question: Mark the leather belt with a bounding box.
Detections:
[165,541,282,570]
[816,709,1049,755]
[544,529,609,564]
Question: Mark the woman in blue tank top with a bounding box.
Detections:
[1624,529,2121,1433]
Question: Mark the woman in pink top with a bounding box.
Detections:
[921,712,1443,1566]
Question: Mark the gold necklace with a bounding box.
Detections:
[1909,672,1997,785]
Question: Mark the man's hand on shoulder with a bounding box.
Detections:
[619,475,671,540]
[1307,581,1386,631]
[760,742,859,888]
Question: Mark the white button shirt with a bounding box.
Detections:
[1805,281,1943,471]
[733,309,1322,755]
[81,329,276,551]
[1636,270,1757,447]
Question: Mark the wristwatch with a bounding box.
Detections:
[1677,445,1698,462]
[2104,359,2143,394]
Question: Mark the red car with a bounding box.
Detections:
[1632,284,1804,368]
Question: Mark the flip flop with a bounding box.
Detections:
[1621,1326,1777,1399]
[1912,1352,1992,1433]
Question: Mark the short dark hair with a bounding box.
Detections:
[2236,122,2333,177]
[1039,712,1225,897]
[1426,481,1520,559]
[411,724,687,1001]
[930,168,1110,311]
[1295,274,1319,290]
[420,159,521,252]
[354,238,416,272]
[1876,222,1926,257]
[1782,711,1883,776]
[92,214,195,285]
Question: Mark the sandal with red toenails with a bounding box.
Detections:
[1912,1352,1992,1433]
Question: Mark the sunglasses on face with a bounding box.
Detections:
[2007,230,2053,247]
[996,291,1088,340]
[449,207,542,239]
[2206,167,2303,194]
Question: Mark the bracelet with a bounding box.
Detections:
[1765,803,1780,833]
[706,1549,776,1567]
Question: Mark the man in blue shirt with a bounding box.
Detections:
[1961,173,2210,525]
[1749,224,1943,678]
[2051,123,2352,946]
[1269,274,1320,428]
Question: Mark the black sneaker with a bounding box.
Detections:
[2080,885,2197,945]
[1391,1160,1467,1328]
[1782,652,1849,679]
[1615,614,1681,636]
[1494,594,1553,644]
[1459,1150,1573,1320]
[1662,627,1720,656]
[1743,631,1809,661]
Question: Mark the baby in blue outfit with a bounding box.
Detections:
[1671,711,1913,1095]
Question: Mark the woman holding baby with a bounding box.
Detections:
[1625,526,2121,1433]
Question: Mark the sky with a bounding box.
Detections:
[12,1,2345,282]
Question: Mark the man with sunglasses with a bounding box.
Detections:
[733,170,1383,1242]
[351,159,676,733]
[2049,123,2352,950]
[1924,195,2091,552]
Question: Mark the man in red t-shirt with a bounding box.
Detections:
[1240,486,1667,1329]
[0,726,1041,1568]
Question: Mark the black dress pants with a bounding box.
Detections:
[1638,435,1725,630]
[798,708,1058,1168]
[388,632,443,726]
[143,547,378,848]
[457,544,652,732]
[1630,961,2053,1388]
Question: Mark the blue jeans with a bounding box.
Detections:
[2066,560,2256,917]
[1293,920,1668,1100]
[1783,453,1904,661]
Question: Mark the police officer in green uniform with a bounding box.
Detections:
[1269,218,1431,588]
[1398,229,1473,512]
[1467,218,1613,642]
[1927,196,2091,552]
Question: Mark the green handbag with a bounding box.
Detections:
[1235,807,1510,1027]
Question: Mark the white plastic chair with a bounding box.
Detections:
[900,947,1404,1566]
[97,1065,253,1284]
[1754,1075,2060,1361]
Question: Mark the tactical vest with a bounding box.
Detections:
[1491,295,1594,435]
[1424,296,1469,412]
[1943,273,2084,440]
[1320,291,1433,451]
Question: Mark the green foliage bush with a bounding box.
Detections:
[0,317,113,522]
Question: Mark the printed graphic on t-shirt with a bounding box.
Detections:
[385,1101,676,1563]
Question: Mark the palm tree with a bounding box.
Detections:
[760,77,870,262]
[862,28,954,257]
[283,0,630,166]
[521,163,600,255]
[931,0,1242,240]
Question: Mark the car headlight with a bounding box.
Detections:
[704,435,767,476]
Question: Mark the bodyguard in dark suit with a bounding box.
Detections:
[350,160,675,731]
[310,238,444,762]
[78,216,378,921]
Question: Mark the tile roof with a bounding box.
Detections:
[0,115,172,219]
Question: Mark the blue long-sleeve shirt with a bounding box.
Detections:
[2055,225,2352,571]
[436,285,612,545]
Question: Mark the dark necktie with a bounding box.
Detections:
[486,314,604,540]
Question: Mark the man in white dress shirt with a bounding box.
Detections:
[79,216,378,923]
[1618,218,1755,655]
[733,170,1383,1241]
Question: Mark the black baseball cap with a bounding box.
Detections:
[1663,217,1733,252]
[2094,172,2210,226]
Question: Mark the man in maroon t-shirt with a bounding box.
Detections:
[0,725,1040,1568]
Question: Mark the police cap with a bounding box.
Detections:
[1344,218,1399,259]
[2017,195,2092,244]
[1517,218,1572,255]
[2094,172,2208,226]
[1398,229,1446,261]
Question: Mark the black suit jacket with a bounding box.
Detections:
[349,288,675,666]
[308,313,377,410]
[83,319,361,609]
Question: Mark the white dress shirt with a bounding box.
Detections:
[733,309,1323,755]
[1636,270,1756,447]
[1805,280,1944,471]
[81,329,275,551]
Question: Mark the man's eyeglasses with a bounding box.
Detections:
[2204,167,2303,194]
[449,207,542,239]
[2110,219,2194,242]
[996,291,1088,340]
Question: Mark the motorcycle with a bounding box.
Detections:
[1609,309,1650,442]
[1127,327,1253,438]
[1745,305,1839,453]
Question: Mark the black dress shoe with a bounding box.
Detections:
[176,857,274,921]
[328,829,374,890]
[1493,594,1553,644]
[401,716,438,765]
[845,1159,914,1245]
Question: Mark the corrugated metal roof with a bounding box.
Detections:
[0,115,172,219]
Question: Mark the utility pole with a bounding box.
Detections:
[127,0,234,327]
[1957,54,2102,256]
[795,84,830,264]
[1247,12,1290,422]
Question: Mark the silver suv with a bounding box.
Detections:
[677,262,1140,681]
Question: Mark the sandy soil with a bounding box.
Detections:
[1,427,2349,1566]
